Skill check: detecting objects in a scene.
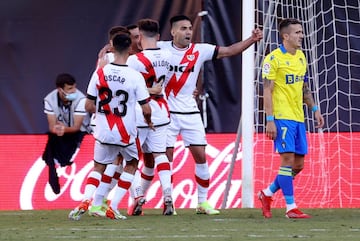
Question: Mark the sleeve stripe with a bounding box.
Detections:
[138,97,150,105]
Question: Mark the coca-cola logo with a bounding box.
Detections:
[5,133,358,210]
[19,140,243,210]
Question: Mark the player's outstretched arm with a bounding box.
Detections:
[217,28,263,59]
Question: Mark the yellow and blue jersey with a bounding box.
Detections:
[262,45,308,122]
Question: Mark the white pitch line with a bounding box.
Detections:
[49,234,231,239]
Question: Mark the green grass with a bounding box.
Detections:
[0,208,359,241]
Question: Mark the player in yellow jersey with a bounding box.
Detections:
[258,18,324,219]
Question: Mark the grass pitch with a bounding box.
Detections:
[0,208,359,241]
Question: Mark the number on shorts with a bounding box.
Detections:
[281,127,288,140]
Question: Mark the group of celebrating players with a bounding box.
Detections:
[66,14,263,220]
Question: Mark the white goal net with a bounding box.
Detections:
[253,0,360,208]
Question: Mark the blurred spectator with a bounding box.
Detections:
[42,73,91,194]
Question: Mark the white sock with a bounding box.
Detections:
[263,187,274,197]
[141,166,155,195]
[195,163,210,204]
[92,164,117,206]
[110,172,134,210]
[129,169,143,199]
[286,203,297,212]
[155,155,172,197]
[83,171,102,201]
[105,164,123,199]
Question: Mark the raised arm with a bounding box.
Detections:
[216,28,263,59]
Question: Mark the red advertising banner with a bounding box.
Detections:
[0,133,359,210]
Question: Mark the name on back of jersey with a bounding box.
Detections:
[152,60,170,68]
[104,74,125,84]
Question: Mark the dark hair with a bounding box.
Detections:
[55,73,76,88]
[108,26,130,40]
[137,18,159,37]
[112,33,132,53]
[278,18,302,39]
[279,18,301,31]
[126,24,138,31]
[170,15,192,27]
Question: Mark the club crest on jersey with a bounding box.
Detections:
[186,54,195,61]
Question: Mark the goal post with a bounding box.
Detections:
[223,0,360,209]
[221,1,256,209]
[241,0,255,208]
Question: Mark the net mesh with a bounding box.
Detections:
[253,0,360,208]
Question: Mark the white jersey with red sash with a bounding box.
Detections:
[127,48,172,127]
[87,63,149,145]
[157,41,218,113]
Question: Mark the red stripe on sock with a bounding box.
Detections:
[195,175,209,188]
[86,177,100,187]
[101,174,112,183]
[141,172,154,181]
[117,179,131,190]
[157,162,170,172]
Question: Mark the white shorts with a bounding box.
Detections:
[166,113,207,148]
[94,141,139,165]
[138,125,168,153]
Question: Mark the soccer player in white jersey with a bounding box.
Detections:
[98,25,141,68]
[76,26,143,218]
[156,15,263,214]
[95,24,154,216]
[91,19,174,216]
[69,32,153,220]
[126,18,174,215]
[68,26,131,220]
[126,24,142,55]
[97,26,130,69]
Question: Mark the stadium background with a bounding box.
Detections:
[0,0,244,133]
[1,0,359,134]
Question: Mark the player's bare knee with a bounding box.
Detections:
[123,159,139,174]
[144,152,155,167]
